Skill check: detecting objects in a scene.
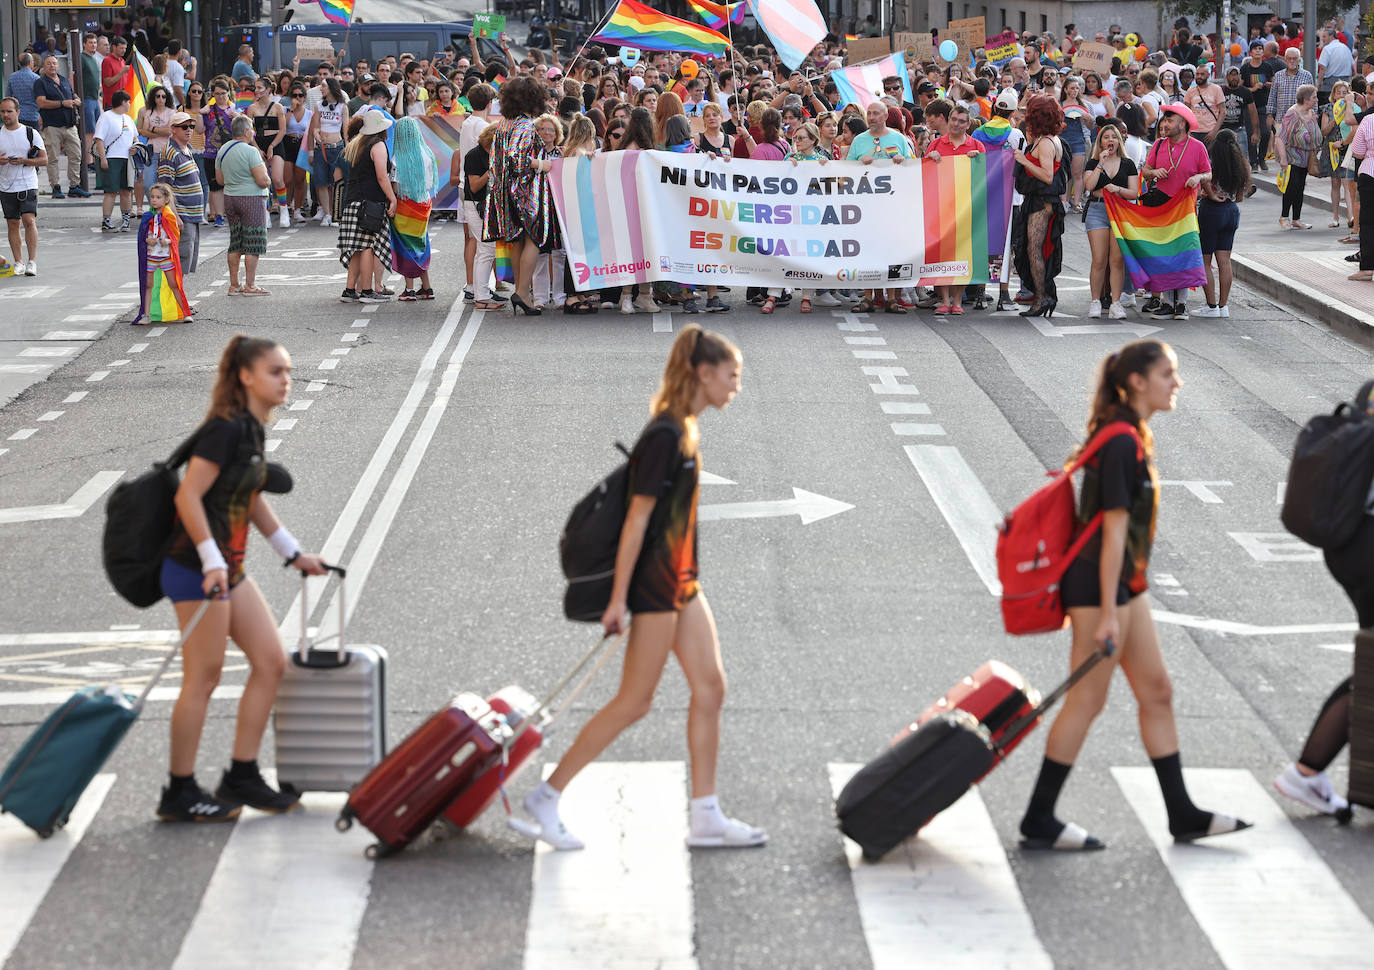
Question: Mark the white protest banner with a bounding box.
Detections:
[547,150,1015,290]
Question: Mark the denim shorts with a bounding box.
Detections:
[1198,198,1240,255]
[160,557,235,602]
[1084,198,1110,231]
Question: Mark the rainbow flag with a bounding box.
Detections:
[234,91,255,112]
[830,53,911,108]
[494,240,515,283]
[970,115,1014,149]
[1103,189,1207,292]
[746,0,826,69]
[686,0,745,31]
[917,149,1015,286]
[319,0,355,27]
[591,0,730,58]
[119,49,156,120]
[845,33,858,41]
[415,116,463,211]
[390,197,433,278]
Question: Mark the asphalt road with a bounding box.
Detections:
[1,192,1372,970]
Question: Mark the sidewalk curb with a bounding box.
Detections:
[1232,252,1374,349]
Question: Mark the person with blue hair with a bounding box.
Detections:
[389,116,439,301]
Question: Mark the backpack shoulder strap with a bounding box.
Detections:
[1066,421,1142,474]
[1356,379,1374,415]
[166,422,207,469]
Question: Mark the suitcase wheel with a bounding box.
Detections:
[860,846,885,862]
[1336,805,1354,825]
[335,813,353,833]
[364,841,395,860]
[35,826,55,840]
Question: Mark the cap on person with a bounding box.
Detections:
[359,73,377,83]
[547,66,562,78]
[916,80,937,95]
[170,111,193,125]
[1158,102,1197,130]
[994,88,1018,110]
[359,110,393,135]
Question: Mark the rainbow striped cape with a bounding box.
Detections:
[1103,190,1207,292]
[136,207,191,323]
[390,197,432,277]
[687,0,745,31]
[591,0,730,57]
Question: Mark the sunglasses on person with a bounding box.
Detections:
[291,92,306,98]
[174,122,196,129]
[884,83,902,92]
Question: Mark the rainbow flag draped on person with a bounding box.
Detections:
[319,0,355,27]
[591,0,730,57]
[686,0,745,31]
[136,207,191,324]
[1103,190,1207,291]
[970,115,1014,149]
[390,198,433,278]
[746,0,827,69]
[829,53,911,108]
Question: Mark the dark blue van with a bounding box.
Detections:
[214,21,504,77]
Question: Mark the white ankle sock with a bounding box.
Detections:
[690,794,727,834]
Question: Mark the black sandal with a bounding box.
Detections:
[851,299,876,313]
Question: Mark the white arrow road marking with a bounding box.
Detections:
[1150,610,1356,637]
[0,471,124,525]
[698,487,854,525]
[698,471,736,485]
[1028,317,1163,338]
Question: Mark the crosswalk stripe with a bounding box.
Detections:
[827,764,1052,970]
[0,773,115,966]
[170,787,375,970]
[524,761,697,970]
[1113,766,1374,968]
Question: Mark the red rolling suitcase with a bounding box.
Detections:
[892,661,1042,777]
[442,686,545,829]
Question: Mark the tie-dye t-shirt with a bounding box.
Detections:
[1073,432,1158,595]
[627,416,700,613]
[167,412,267,585]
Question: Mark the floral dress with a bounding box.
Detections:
[483,115,559,251]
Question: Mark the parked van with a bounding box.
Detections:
[213,21,503,77]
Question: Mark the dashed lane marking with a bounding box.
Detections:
[41,331,97,340]
[37,411,63,422]
[351,318,368,328]
[863,366,919,394]
[318,359,339,370]
[147,327,166,336]
[890,423,946,436]
[273,419,297,431]
[881,402,931,414]
[845,336,887,345]
[62,314,118,322]
[331,348,351,356]
[109,359,129,367]
[128,343,148,353]
[7,430,37,441]
[86,371,109,382]
[62,392,87,404]
[18,347,76,358]
[853,350,899,360]
[289,400,313,411]
[265,440,282,453]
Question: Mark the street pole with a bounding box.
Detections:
[1304,0,1316,74]
[70,27,88,194]
[272,0,283,70]
[1222,0,1230,73]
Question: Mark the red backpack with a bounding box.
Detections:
[996,422,1143,635]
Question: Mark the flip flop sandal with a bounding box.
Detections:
[1019,821,1106,852]
[475,300,506,310]
[1340,235,1360,244]
[685,817,769,849]
[885,303,907,313]
[227,285,243,295]
[851,300,876,313]
[240,287,270,296]
[1173,814,1252,844]
[760,297,777,314]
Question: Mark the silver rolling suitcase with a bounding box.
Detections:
[273,566,387,793]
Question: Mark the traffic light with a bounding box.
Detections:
[182,0,192,10]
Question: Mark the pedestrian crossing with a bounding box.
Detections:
[1,762,1371,970]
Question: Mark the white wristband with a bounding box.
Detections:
[268,526,302,561]
[196,538,227,575]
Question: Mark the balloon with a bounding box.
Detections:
[939,39,958,61]
[1134,46,1147,61]
[1125,32,1139,47]
[1230,43,1242,56]
[620,47,640,67]
[680,59,698,80]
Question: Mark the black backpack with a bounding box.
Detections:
[560,417,681,622]
[102,430,202,608]
[1281,381,1374,550]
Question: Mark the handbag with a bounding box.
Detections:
[356,198,387,234]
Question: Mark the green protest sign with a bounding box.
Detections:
[473,13,506,39]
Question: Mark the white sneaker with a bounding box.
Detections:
[1193,305,1222,318]
[1108,302,1126,319]
[23,260,36,277]
[1218,305,1229,318]
[1273,763,1349,815]
[279,208,291,229]
[1087,299,1102,319]
[634,294,661,313]
[519,790,584,851]
[320,214,333,228]
[813,291,841,307]
[1118,292,1136,308]
[312,208,326,222]
[619,296,635,315]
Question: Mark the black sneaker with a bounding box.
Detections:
[101,219,116,233]
[1172,303,1189,320]
[215,767,302,814]
[339,288,361,303]
[52,188,65,200]
[358,289,389,303]
[1145,298,1173,319]
[157,783,242,823]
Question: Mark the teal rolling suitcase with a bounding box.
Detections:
[0,595,215,837]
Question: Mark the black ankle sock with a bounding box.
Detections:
[1152,752,1211,836]
[168,772,196,793]
[1020,757,1073,840]
[228,759,258,781]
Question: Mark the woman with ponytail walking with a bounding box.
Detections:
[158,336,329,822]
[520,325,767,852]
[1018,340,1251,850]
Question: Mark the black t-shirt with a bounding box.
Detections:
[1171,42,1203,66]
[1084,156,1137,200]
[1074,431,1157,595]
[167,412,267,583]
[1240,59,1274,111]
[1221,84,1253,128]
[347,141,391,204]
[628,416,699,613]
[463,144,489,203]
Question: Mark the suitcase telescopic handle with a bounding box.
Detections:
[993,637,1117,758]
[503,631,627,750]
[132,585,221,712]
[297,564,348,662]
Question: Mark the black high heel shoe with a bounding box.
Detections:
[511,293,542,316]
[1019,299,1057,318]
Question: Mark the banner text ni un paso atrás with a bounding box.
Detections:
[547,150,1014,290]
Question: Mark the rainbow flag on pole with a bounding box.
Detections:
[1103,190,1207,291]
[591,0,730,57]
[917,149,1015,286]
[319,0,355,27]
[686,0,745,31]
[746,0,827,69]
[120,49,156,120]
[830,53,911,109]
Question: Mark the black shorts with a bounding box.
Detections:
[1059,556,1132,609]
[1,189,37,220]
[278,134,303,163]
[204,157,223,192]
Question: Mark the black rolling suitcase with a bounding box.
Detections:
[836,641,1115,860]
[1339,628,1374,823]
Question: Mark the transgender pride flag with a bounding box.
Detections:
[746,0,827,70]
[830,53,911,109]
[547,152,652,290]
